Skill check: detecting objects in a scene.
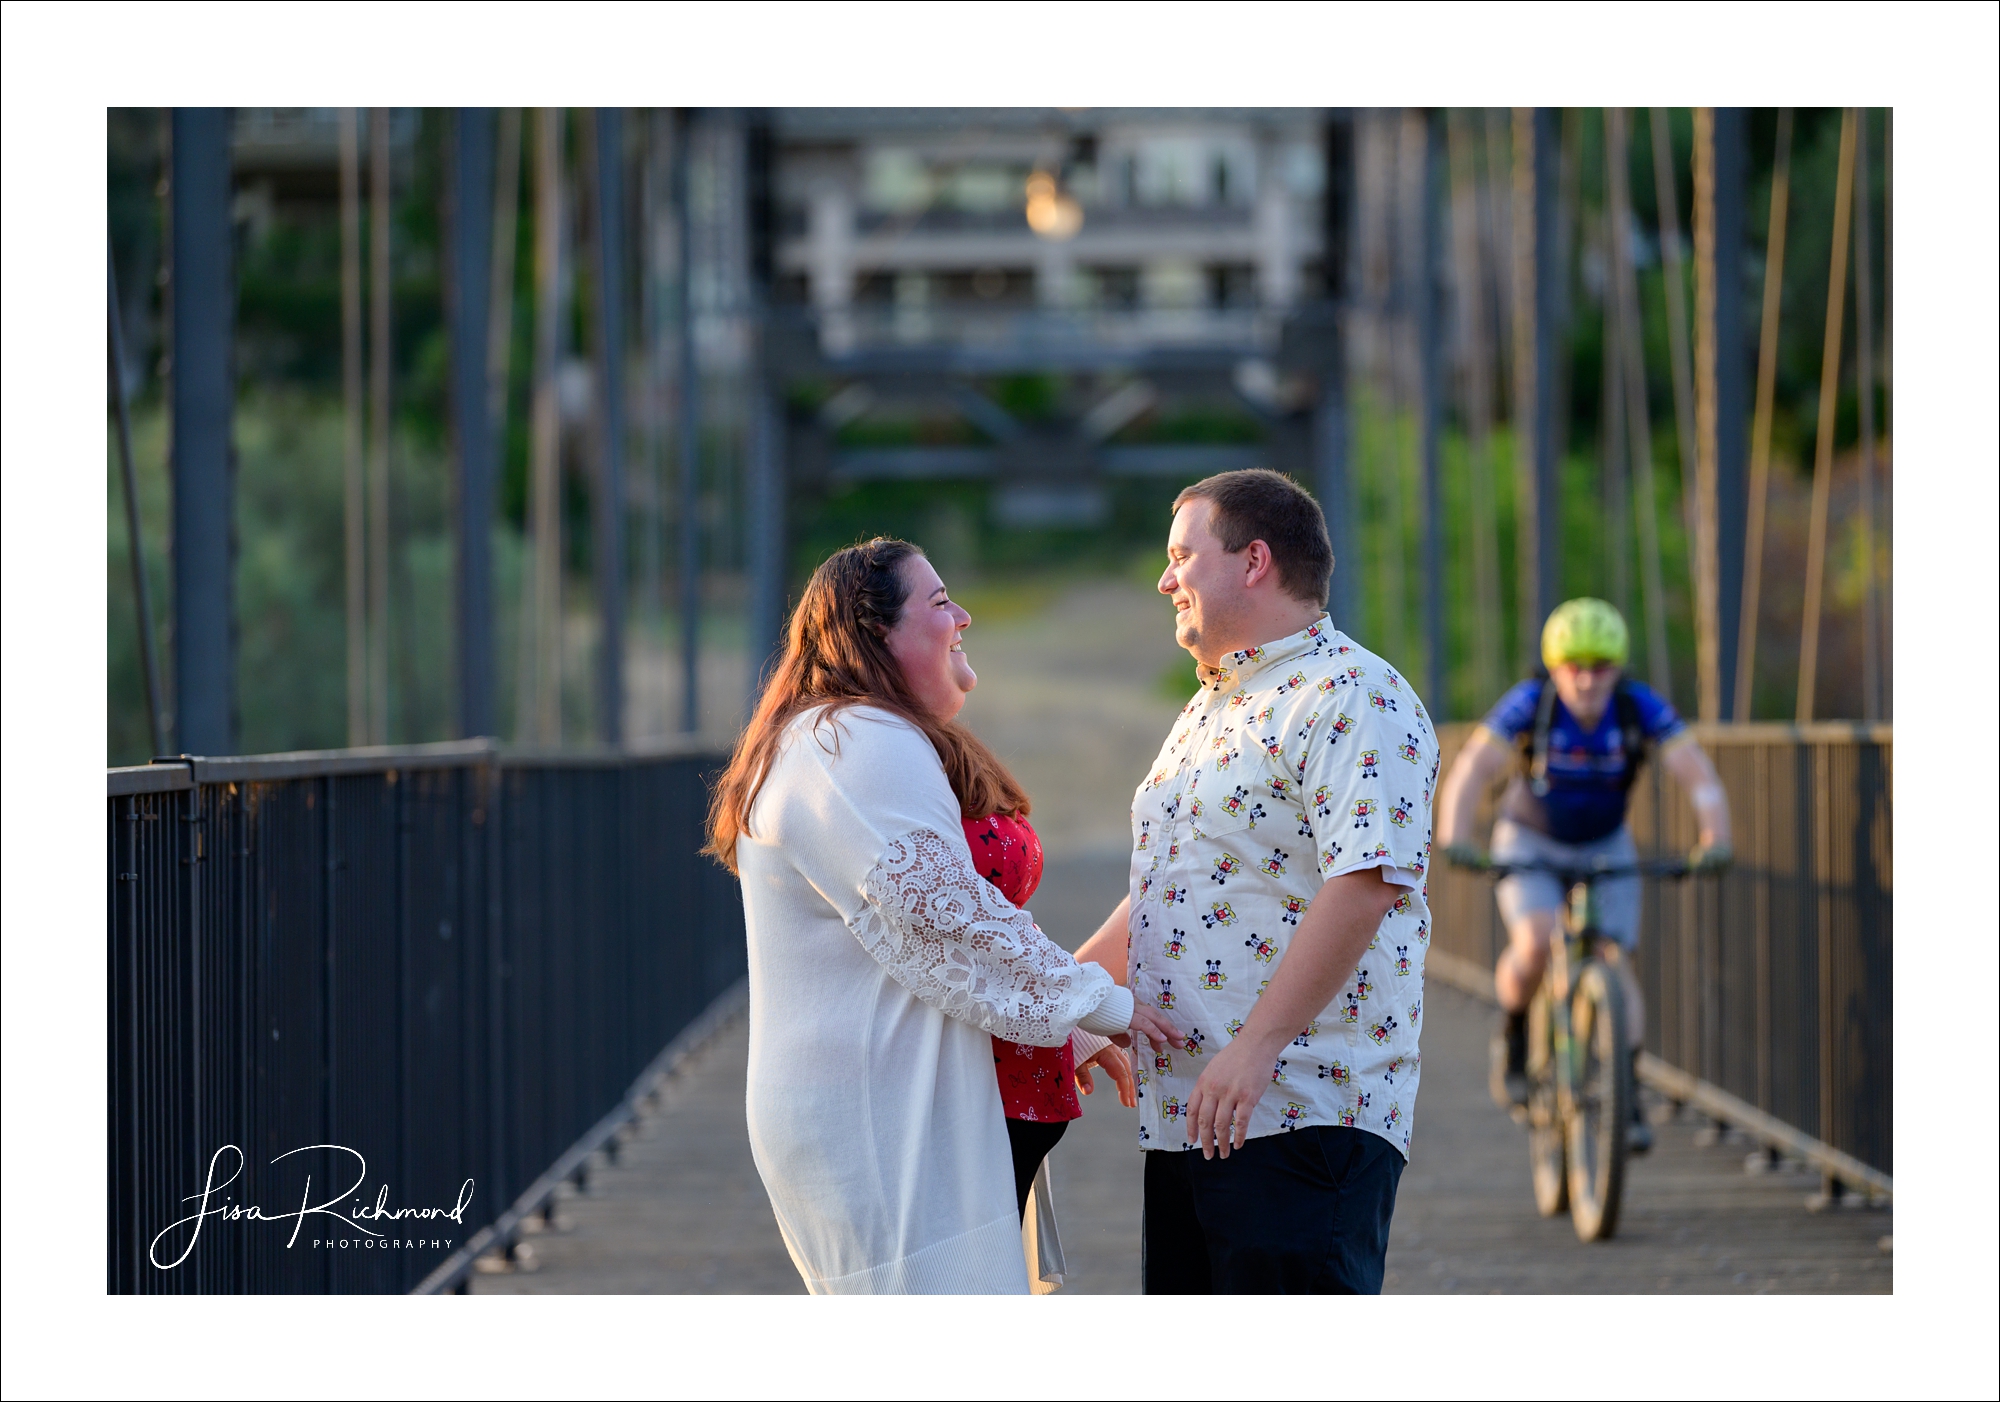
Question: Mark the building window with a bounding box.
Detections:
[936,267,1035,306]
[863,148,931,215]
[1143,260,1205,309]
[1086,266,1141,310]
[1207,264,1257,309]
[1136,141,1202,208]
[943,166,1020,215]
[854,272,897,305]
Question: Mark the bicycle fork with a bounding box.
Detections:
[1547,880,1595,1123]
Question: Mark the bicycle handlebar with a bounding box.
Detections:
[1447,853,1696,881]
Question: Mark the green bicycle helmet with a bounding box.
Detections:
[1541,597,1630,670]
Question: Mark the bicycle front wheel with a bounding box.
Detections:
[1565,960,1631,1241]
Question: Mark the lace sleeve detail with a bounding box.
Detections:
[850,828,1115,1048]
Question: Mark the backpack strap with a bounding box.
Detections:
[1524,678,1559,797]
[1611,679,1651,793]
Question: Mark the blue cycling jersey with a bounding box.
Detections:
[1479,677,1686,844]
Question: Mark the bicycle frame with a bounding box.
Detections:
[1546,877,1616,1124]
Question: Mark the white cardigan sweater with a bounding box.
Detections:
[737,705,1133,1294]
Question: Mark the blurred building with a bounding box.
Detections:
[771,108,1327,359]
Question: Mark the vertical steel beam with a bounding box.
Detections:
[1509,107,1560,660]
[1598,209,1630,620]
[1531,108,1561,632]
[369,109,394,745]
[169,107,235,756]
[1710,108,1749,720]
[1608,109,1676,701]
[746,383,785,701]
[1551,108,1581,477]
[675,111,702,734]
[592,108,628,744]
[524,109,565,744]
[452,109,498,739]
[1318,109,1356,631]
[744,114,785,701]
[639,110,668,723]
[341,111,368,748]
[1651,110,1702,587]
[1694,109,1748,723]
[1446,110,1505,702]
[1416,109,1446,715]
[1690,112,1725,723]
[488,109,523,436]
[109,248,166,758]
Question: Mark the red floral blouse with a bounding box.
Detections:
[964,812,1082,1123]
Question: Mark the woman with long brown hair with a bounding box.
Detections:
[706,537,1167,1294]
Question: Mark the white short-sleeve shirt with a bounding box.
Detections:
[1127,617,1440,1157]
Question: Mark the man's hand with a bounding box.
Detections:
[1076,1042,1137,1109]
[1689,841,1733,874]
[1113,1004,1180,1054]
[1183,867,1404,1159]
[1185,1033,1279,1159]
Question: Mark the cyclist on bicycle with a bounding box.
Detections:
[1436,598,1732,1152]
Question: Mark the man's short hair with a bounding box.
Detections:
[1172,468,1333,608]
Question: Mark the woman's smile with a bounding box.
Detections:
[886,555,977,719]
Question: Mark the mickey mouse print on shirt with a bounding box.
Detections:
[1127,617,1439,1159]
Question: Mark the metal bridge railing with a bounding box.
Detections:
[1425,722,1893,1194]
[106,738,743,1293]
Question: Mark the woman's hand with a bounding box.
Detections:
[1075,1043,1137,1109]
[1113,1004,1180,1054]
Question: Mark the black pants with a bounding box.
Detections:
[1142,1126,1405,1293]
[1006,1118,1069,1220]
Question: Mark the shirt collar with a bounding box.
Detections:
[1194,614,1339,693]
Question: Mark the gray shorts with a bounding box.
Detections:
[1491,819,1641,950]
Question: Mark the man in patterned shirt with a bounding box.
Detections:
[1077,469,1438,1294]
